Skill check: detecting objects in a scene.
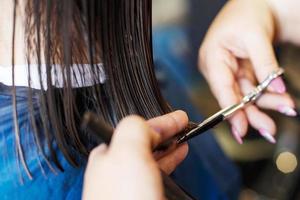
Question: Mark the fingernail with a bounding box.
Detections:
[259,129,276,144]
[277,105,298,117]
[232,127,243,145]
[270,77,286,94]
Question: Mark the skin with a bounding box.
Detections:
[199,0,300,144]
[267,0,300,45]
[1,1,189,197]
[82,111,189,200]
[3,0,300,197]
[0,0,27,66]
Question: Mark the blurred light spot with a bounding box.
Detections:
[276,151,297,174]
[239,188,259,200]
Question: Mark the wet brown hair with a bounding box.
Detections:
[12,0,171,179]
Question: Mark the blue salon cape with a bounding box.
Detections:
[0,85,85,200]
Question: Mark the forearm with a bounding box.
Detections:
[267,0,300,45]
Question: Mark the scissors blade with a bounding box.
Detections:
[177,113,224,144]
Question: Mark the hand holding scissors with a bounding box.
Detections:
[177,68,290,144]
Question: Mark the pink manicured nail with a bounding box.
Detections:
[278,105,298,117]
[259,129,276,144]
[270,77,286,94]
[232,127,243,145]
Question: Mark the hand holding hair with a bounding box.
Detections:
[82,111,192,200]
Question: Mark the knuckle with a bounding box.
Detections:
[261,59,278,71]
[88,148,100,163]
[122,115,145,124]
[117,115,153,143]
[119,115,148,132]
[169,114,180,132]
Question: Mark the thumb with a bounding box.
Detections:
[245,33,286,93]
[110,116,160,156]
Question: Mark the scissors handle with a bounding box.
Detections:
[243,68,285,104]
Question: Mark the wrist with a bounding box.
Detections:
[266,0,300,45]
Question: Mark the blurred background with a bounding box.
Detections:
[152,0,300,199]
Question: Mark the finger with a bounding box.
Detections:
[257,94,297,116]
[110,116,160,155]
[229,111,248,144]
[147,110,188,142]
[245,105,277,144]
[209,67,249,142]
[153,141,178,160]
[200,48,240,109]
[239,78,297,116]
[200,47,248,142]
[245,33,286,94]
[157,143,189,175]
[237,59,257,84]
[88,144,108,163]
[238,78,277,143]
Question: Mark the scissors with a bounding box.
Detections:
[176,68,285,144]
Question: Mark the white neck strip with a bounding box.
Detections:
[0,63,106,89]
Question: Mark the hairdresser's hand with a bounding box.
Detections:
[147,110,189,174]
[199,0,297,144]
[82,111,189,200]
[267,0,300,46]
